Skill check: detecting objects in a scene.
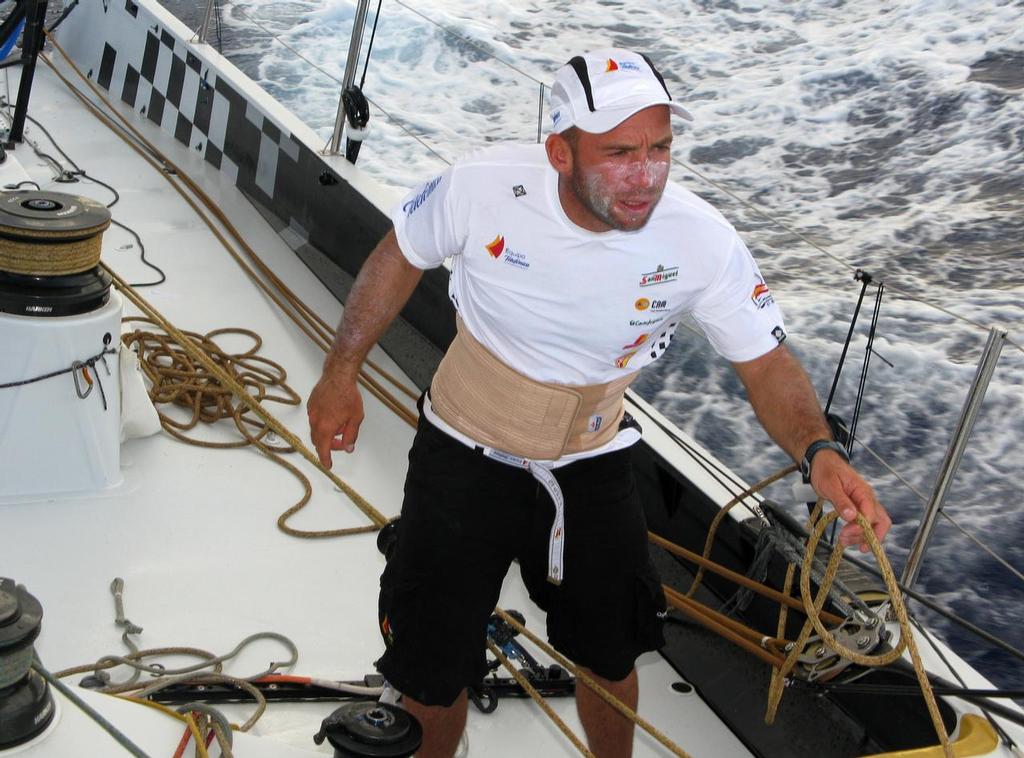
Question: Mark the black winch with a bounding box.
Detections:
[0,578,55,749]
[0,190,113,316]
[313,701,422,758]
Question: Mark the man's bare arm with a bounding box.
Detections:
[732,345,891,550]
[307,229,424,466]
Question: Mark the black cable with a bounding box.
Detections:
[24,111,82,172]
[847,280,884,452]
[358,0,384,90]
[110,218,165,288]
[45,0,78,34]
[825,270,871,416]
[80,170,119,207]
[5,103,165,288]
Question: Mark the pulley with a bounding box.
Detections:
[0,578,55,749]
[313,701,422,758]
[0,190,112,316]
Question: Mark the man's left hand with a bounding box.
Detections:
[809,450,892,552]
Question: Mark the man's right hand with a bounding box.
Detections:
[307,372,364,467]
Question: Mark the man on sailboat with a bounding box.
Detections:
[308,48,891,758]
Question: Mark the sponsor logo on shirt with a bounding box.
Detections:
[605,59,641,73]
[635,297,669,312]
[772,325,787,344]
[402,175,442,216]
[630,317,662,327]
[552,110,562,126]
[639,265,678,287]
[614,351,636,368]
[485,234,530,269]
[485,235,505,258]
[751,277,775,310]
[622,333,649,350]
[647,323,679,362]
[513,184,527,197]
[587,415,603,433]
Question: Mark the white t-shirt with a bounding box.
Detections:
[392,143,786,388]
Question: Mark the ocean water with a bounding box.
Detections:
[163,0,1023,693]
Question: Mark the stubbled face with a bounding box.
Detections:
[557,106,673,233]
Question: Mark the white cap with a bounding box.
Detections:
[549,49,693,134]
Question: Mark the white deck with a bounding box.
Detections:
[0,59,755,757]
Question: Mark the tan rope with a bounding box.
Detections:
[801,512,951,756]
[0,221,109,275]
[683,463,798,598]
[485,640,596,758]
[662,586,787,669]
[107,264,387,529]
[121,319,378,538]
[648,530,844,627]
[493,609,694,758]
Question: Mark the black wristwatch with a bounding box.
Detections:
[800,439,849,482]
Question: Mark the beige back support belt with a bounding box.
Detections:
[429,318,638,460]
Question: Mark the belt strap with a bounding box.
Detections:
[480,448,565,585]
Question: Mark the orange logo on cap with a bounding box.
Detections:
[485,235,505,258]
[605,59,619,72]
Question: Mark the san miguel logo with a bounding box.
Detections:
[639,265,678,287]
[750,277,775,310]
[485,235,506,258]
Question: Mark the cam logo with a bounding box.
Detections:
[485,235,505,258]
[750,277,775,310]
[636,297,669,312]
[639,265,678,287]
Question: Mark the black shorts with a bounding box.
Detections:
[375,414,666,707]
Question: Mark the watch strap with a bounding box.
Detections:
[800,439,849,482]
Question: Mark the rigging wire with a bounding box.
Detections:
[225,3,451,166]
[358,0,383,91]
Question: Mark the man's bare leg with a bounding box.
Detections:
[403,689,467,758]
[577,667,638,758]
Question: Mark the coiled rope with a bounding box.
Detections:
[107,264,387,530]
[121,319,365,537]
